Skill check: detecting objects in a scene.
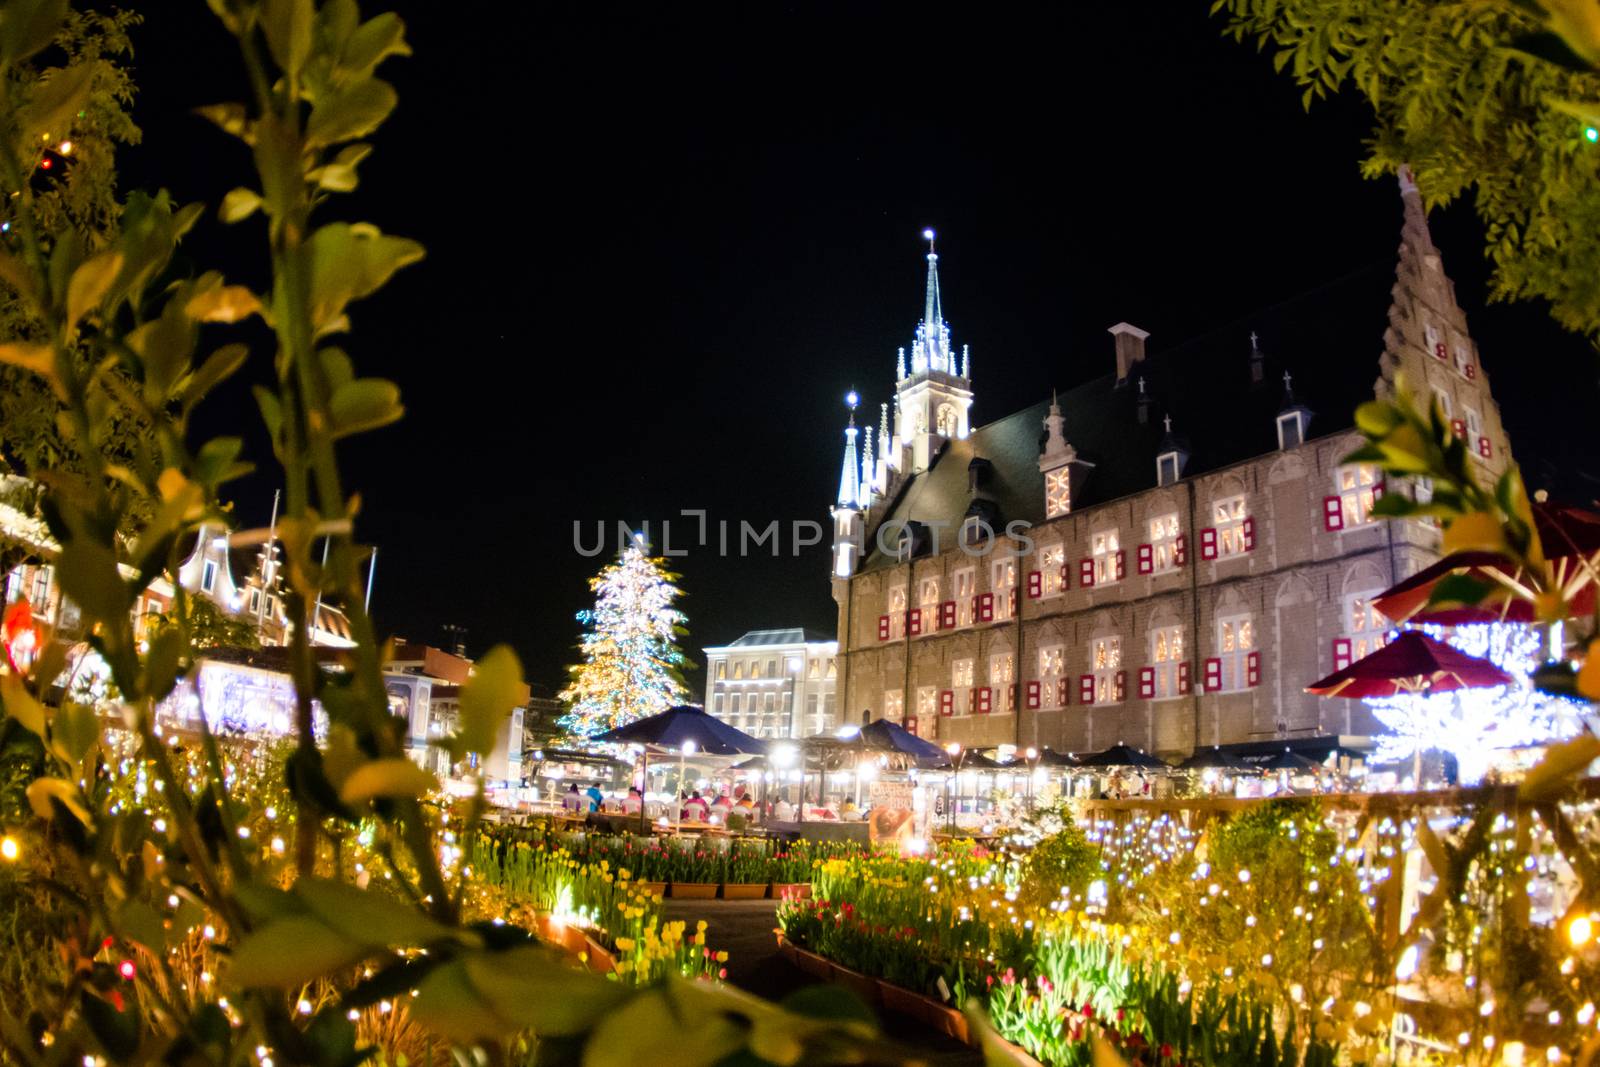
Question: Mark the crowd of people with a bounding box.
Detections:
[555,781,877,825]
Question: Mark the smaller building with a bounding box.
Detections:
[703,629,838,739]
[383,641,530,786]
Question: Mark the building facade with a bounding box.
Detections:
[703,629,839,738]
[829,173,1512,757]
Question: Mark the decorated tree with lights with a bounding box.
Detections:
[1367,622,1584,785]
[558,539,689,738]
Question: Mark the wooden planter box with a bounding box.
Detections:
[771,883,812,900]
[669,882,718,899]
[790,944,833,979]
[827,962,883,1007]
[584,935,616,975]
[640,881,668,898]
[878,981,969,1044]
[721,882,768,900]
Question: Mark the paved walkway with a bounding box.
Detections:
[663,898,981,1065]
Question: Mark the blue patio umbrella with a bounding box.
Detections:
[858,718,952,768]
[591,706,767,831]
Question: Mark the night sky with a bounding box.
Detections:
[120,2,1600,698]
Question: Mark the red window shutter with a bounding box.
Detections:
[1322,496,1344,531]
[1175,533,1187,566]
[1478,436,1492,459]
[1006,684,1017,711]
[977,688,992,714]
[1373,479,1386,501]
[1433,341,1447,361]
[1465,361,1477,380]
[1200,527,1218,560]
[1242,516,1256,551]
[1026,680,1041,710]
[1203,657,1222,692]
[1079,674,1095,705]
[940,689,954,716]
[978,592,994,622]
[1027,570,1042,599]
[1114,670,1127,702]
[877,614,890,641]
[967,689,977,714]
[1057,678,1069,707]
[908,608,922,636]
[1115,549,1126,581]
[905,717,918,736]
[1138,666,1155,699]
[1079,558,1095,587]
[1059,562,1070,590]
[1178,661,1191,695]
[1136,543,1153,575]
[1009,589,1017,616]
[1247,651,1261,687]
[1450,417,1466,440]
[940,600,956,630]
[1333,638,1352,672]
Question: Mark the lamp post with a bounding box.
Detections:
[944,742,964,833]
[1024,747,1039,810]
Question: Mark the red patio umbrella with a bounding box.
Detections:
[1305,630,1513,699]
[1373,502,1600,626]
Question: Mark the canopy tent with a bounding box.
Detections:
[1247,748,1328,773]
[1036,747,1080,768]
[857,718,952,768]
[1306,630,1514,699]
[590,705,768,830]
[1373,501,1600,626]
[1176,746,1256,772]
[1072,743,1171,770]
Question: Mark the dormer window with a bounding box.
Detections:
[961,515,990,547]
[896,528,913,562]
[1044,467,1072,518]
[1276,410,1306,450]
[201,560,217,593]
[1156,451,1182,487]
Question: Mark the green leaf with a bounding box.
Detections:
[0,0,67,65]
[1,672,46,737]
[1424,573,1496,610]
[194,436,251,489]
[259,0,313,79]
[181,344,249,418]
[450,644,523,760]
[581,983,748,1067]
[227,915,371,989]
[778,984,876,1028]
[51,701,100,767]
[19,61,96,156]
[328,377,403,439]
[339,12,410,79]
[337,757,436,806]
[294,879,460,949]
[116,899,168,953]
[302,222,423,330]
[57,539,132,624]
[219,187,262,223]
[408,958,515,1042]
[127,297,199,404]
[253,385,284,450]
[306,77,397,149]
[65,251,124,337]
[80,989,140,1062]
[463,947,628,1035]
[143,626,185,702]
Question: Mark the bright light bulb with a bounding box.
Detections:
[845,390,859,409]
[0,837,17,861]
[922,228,935,241]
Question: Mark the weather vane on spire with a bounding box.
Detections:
[922,228,935,254]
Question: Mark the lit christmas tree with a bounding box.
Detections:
[1366,622,1583,785]
[558,538,689,739]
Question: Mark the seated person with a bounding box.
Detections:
[772,797,795,821]
[622,787,644,814]
[681,790,710,822]
[561,784,585,813]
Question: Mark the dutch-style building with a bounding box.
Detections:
[703,628,839,739]
[828,172,1512,756]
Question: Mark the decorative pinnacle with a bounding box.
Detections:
[922,228,935,253]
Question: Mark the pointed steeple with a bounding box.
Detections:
[922,228,943,332]
[837,391,861,508]
[1040,390,1073,466]
[860,422,875,501]
[1398,165,1437,257]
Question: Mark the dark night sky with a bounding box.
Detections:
[118,2,1600,697]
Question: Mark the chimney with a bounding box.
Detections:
[1108,322,1149,382]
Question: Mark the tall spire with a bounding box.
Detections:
[860,422,875,501]
[837,391,861,508]
[922,228,943,331]
[1397,165,1436,256]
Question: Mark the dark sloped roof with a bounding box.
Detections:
[863,264,1393,570]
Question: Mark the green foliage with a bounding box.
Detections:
[1016,815,1097,911]
[1216,0,1600,340]
[145,594,261,651]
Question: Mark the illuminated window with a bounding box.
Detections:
[953,567,976,626]
[990,559,1016,620]
[1039,645,1064,708]
[29,566,50,606]
[1039,543,1065,595]
[1431,386,1452,420]
[733,661,744,680]
[887,584,907,639]
[952,658,974,715]
[1149,513,1180,573]
[919,577,941,618]
[916,686,937,719]
[806,658,819,679]
[1045,467,1072,518]
[1092,530,1120,585]
[1214,495,1248,557]
[1149,625,1184,699]
[1465,406,1483,459]
[750,660,762,679]
[1346,591,1387,660]
[1217,614,1254,691]
[714,660,726,680]
[1092,636,1122,704]
[883,690,903,723]
[989,653,1014,689]
[826,659,836,679]
[1337,465,1379,528]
